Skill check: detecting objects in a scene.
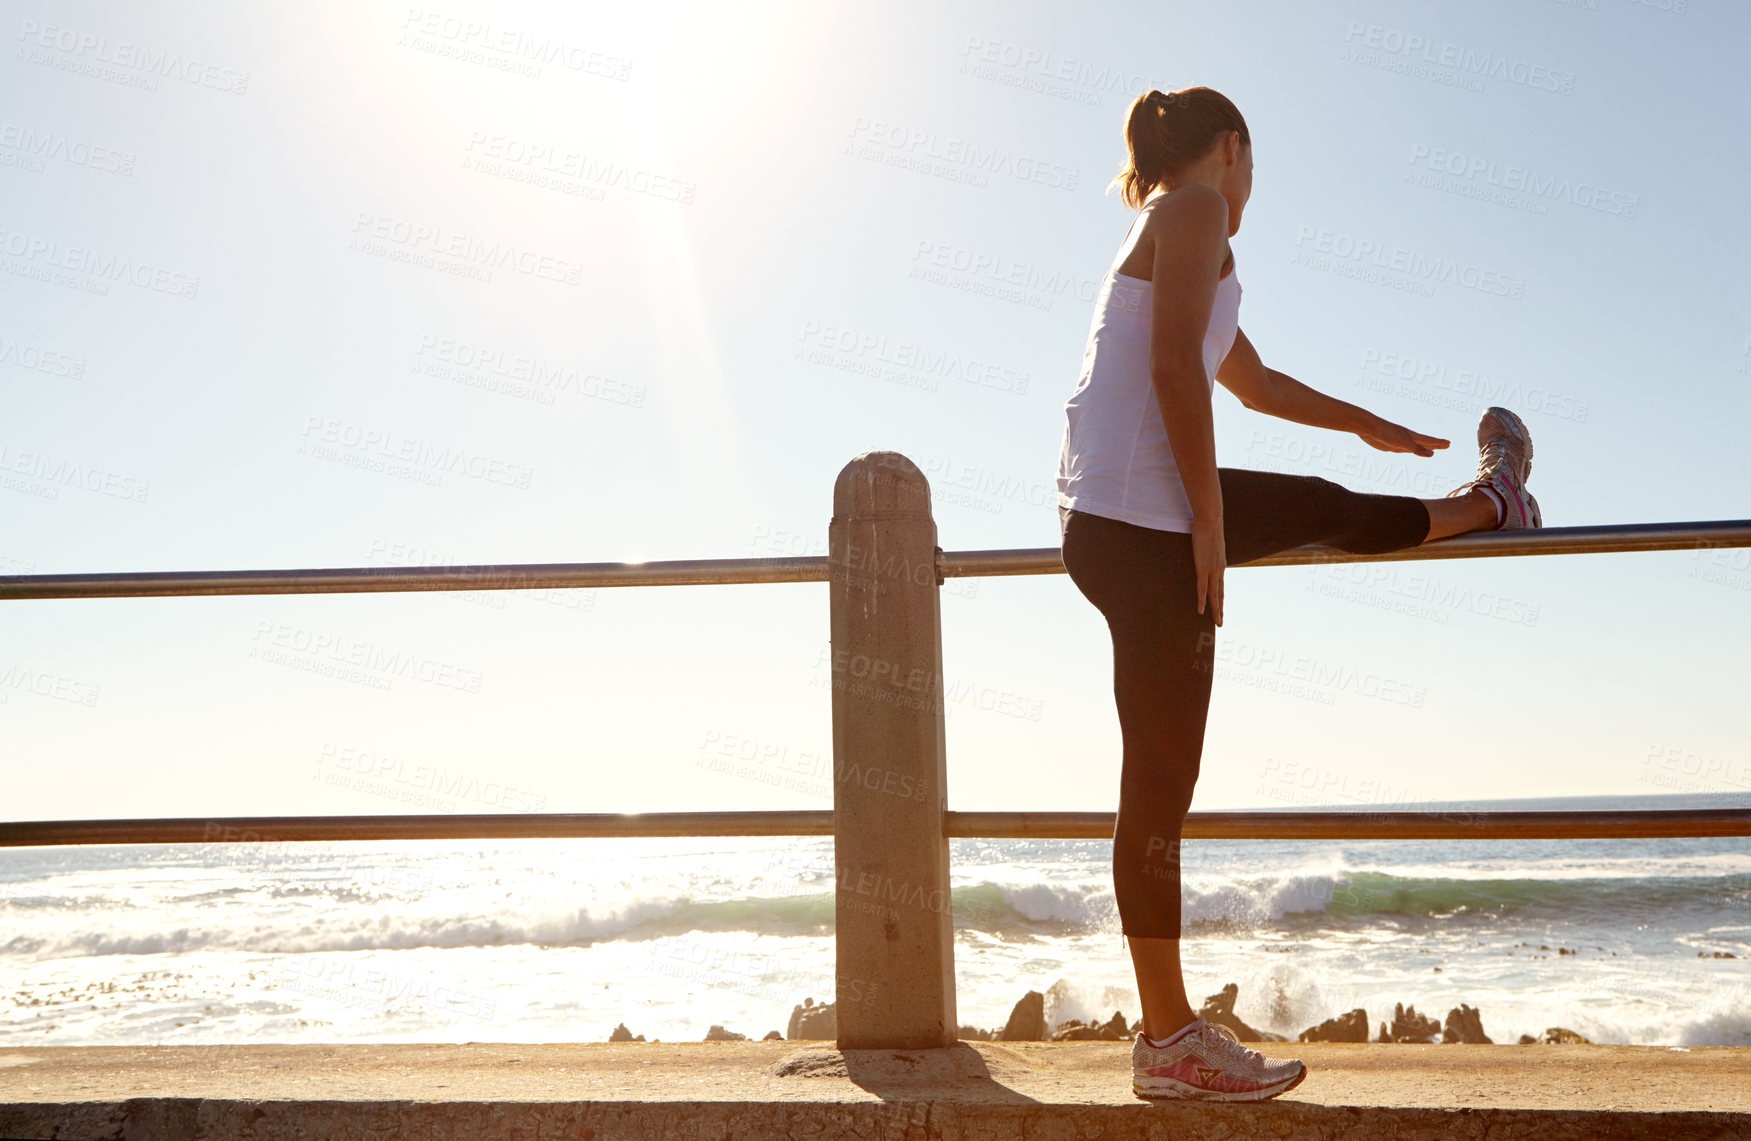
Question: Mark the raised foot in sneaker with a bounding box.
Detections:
[1445,405,1542,529]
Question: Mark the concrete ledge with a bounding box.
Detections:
[2,1040,1747,1140]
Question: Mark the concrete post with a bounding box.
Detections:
[827,451,956,1050]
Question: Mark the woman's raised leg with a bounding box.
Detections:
[1422,486,1498,541]
[1218,467,1501,567]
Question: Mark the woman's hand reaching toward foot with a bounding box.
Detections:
[1356,414,1448,458]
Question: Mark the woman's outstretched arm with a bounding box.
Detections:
[1216,326,1449,457]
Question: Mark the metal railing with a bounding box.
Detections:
[4,450,1750,1049]
[4,519,1748,600]
[5,807,1749,848]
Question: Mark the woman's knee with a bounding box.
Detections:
[1119,750,1201,811]
[1301,474,1359,516]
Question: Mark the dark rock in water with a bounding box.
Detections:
[1198,983,1247,1038]
[1442,1004,1492,1044]
[787,998,836,1041]
[704,1024,747,1041]
[1535,1026,1592,1045]
[1511,1024,1595,1046]
[1047,1012,1132,1041]
[1199,982,1284,1042]
[997,990,1045,1041]
[957,1024,992,1041]
[762,1030,783,1040]
[1378,1003,1441,1043]
[608,1022,645,1043]
[1300,1009,1369,1043]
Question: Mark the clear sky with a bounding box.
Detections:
[4,0,1748,823]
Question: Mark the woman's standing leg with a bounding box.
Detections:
[1060,506,1214,1039]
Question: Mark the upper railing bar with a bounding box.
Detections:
[3,808,1747,847]
[0,555,835,601]
[2,520,1747,601]
[940,518,1751,578]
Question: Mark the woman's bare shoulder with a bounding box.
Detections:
[1123,186,1229,279]
[1137,184,1227,232]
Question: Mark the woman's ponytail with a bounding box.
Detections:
[1109,86,1250,209]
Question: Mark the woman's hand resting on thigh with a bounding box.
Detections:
[1191,515,1225,627]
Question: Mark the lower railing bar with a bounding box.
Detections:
[947,808,1751,841]
[0,811,837,847]
[3,808,1746,847]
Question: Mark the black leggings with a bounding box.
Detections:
[1060,468,1431,938]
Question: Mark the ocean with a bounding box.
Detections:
[2,793,1746,1048]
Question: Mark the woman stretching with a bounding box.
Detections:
[1055,86,1542,1102]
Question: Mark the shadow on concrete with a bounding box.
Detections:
[770,1042,1044,1104]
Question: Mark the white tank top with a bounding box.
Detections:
[1055,228,1242,533]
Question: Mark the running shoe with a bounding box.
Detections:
[1445,405,1541,529]
[1131,1017,1307,1102]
